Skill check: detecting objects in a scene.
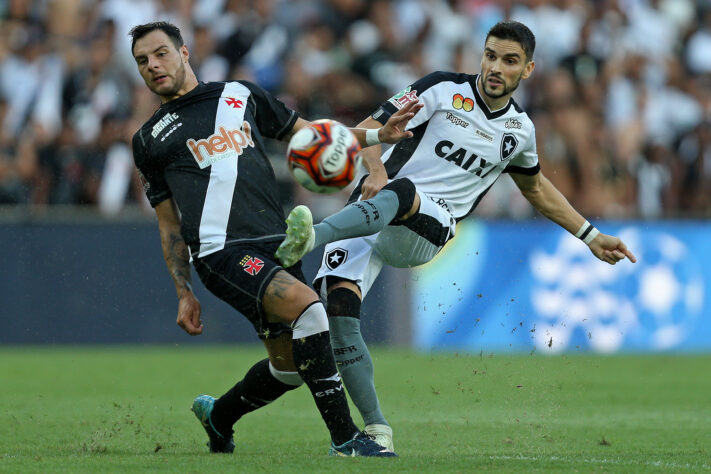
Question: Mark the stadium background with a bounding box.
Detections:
[1,0,710,353]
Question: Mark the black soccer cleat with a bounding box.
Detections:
[329,431,398,457]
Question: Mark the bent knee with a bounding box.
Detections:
[382,178,418,220]
[263,270,319,323]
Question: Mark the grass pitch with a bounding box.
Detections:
[1,346,709,473]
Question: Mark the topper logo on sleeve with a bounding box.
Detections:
[186,121,254,169]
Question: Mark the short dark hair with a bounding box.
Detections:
[485,21,536,62]
[129,21,184,55]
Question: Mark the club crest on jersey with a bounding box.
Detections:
[186,121,254,169]
[501,133,518,160]
[325,248,348,270]
[224,97,243,108]
[240,255,264,275]
[388,86,418,109]
[452,94,474,112]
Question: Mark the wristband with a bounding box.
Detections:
[575,220,600,245]
[365,128,381,146]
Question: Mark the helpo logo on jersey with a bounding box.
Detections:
[528,229,704,353]
[186,121,254,169]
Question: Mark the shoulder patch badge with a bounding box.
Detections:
[388,86,419,109]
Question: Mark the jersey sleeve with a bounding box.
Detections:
[504,125,540,175]
[132,130,172,207]
[241,81,299,140]
[370,71,454,127]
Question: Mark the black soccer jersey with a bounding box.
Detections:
[132,81,298,258]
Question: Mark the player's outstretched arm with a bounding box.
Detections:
[355,116,387,199]
[155,198,203,335]
[511,171,637,265]
[283,101,422,148]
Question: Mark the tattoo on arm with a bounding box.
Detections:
[161,229,192,297]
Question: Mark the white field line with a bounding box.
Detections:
[485,454,711,471]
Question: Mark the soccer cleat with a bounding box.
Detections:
[275,205,315,268]
[191,395,235,453]
[364,423,394,452]
[329,431,398,457]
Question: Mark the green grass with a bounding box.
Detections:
[1,346,709,473]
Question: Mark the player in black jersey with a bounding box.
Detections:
[276,21,637,451]
[129,21,417,457]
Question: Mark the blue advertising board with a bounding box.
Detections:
[412,220,710,353]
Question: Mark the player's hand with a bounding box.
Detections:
[379,100,423,144]
[177,292,203,335]
[361,169,388,199]
[587,233,637,265]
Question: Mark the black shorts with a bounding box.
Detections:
[193,240,306,339]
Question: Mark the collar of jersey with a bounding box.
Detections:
[470,74,513,120]
[157,81,208,113]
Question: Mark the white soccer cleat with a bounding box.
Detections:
[364,423,394,452]
[275,205,315,268]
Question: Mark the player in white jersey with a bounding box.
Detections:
[276,21,636,451]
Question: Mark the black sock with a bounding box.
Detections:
[292,331,359,445]
[211,358,299,436]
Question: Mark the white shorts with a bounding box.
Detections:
[314,190,456,298]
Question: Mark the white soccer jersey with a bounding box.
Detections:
[370,71,539,220]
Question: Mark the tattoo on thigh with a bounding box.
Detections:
[265,270,296,301]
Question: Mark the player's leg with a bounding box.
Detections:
[314,237,393,449]
[262,269,396,456]
[192,247,394,456]
[276,178,420,267]
[326,280,394,451]
[190,250,306,453]
[202,332,304,441]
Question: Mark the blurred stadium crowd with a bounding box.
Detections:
[1,0,710,218]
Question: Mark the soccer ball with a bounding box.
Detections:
[287,119,362,193]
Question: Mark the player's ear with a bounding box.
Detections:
[521,60,535,80]
[180,44,190,62]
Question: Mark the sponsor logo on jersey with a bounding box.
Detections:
[160,122,183,142]
[434,140,496,177]
[505,118,522,129]
[325,248,348,270]
[452,94,474,112]
[186,121,254,169]
[240,254,264,275]
[224,97,243,108]
[501,133,519,160]
[445,112,469,128]
[388,86,419,109]
[151,112,180,138]
[475,129,493,142]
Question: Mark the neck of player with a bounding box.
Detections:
[476,75,510,112]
